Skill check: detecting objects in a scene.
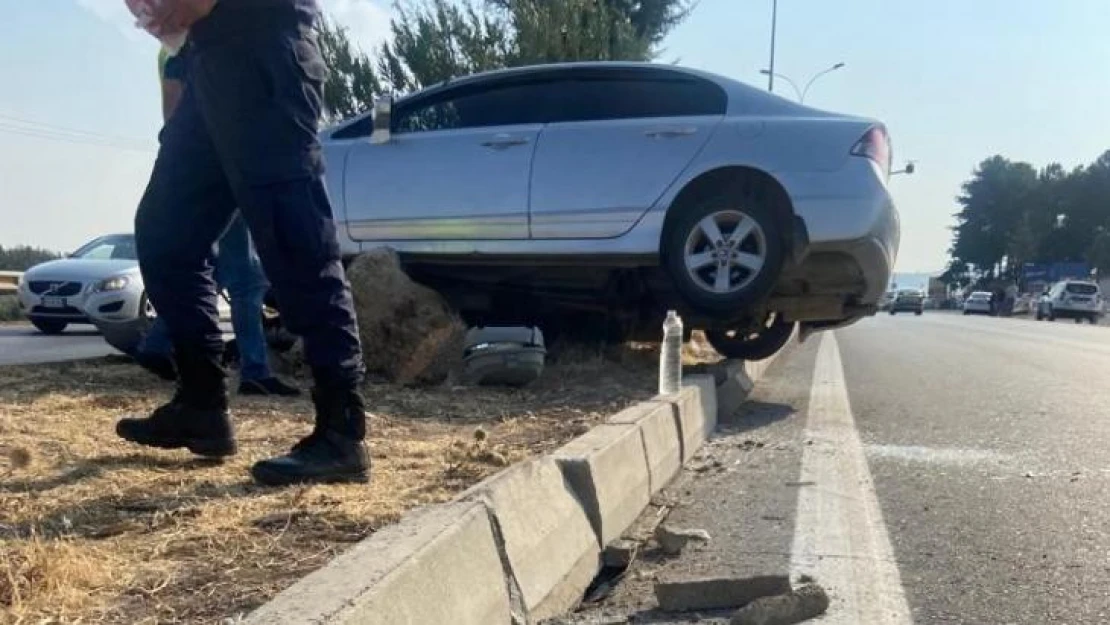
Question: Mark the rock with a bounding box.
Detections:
[346,248,467,385]
[603,539,639,569]
[655,525,711,555]
[729,582,830,625]
[654,575,791,612]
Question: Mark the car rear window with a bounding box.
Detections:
[1065,283,1098,295]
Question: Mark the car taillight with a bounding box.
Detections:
[851,126,892,179]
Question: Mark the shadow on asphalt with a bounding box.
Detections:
[720,399,796,433]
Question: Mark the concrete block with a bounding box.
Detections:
[717,361,756,421]
[654,574,791,612]
[244,501,511,625]
[461,457,600,621]
[553,423,651,547]
[609,400,682,494]
[665,376,717,462]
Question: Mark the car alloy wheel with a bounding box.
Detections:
[682,209,768,296]
[663,185,784,316]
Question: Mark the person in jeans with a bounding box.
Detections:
[117,0,369,486]
[135,45,298,396]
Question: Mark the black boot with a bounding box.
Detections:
[251,387,369,486]
[117,347,236,458]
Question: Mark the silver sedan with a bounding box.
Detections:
[321,62,900,359]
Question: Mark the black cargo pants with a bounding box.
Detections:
[135,1,363,397]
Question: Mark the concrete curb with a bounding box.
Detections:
[245,345,791,624]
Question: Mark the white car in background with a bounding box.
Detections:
[18,233,230,354]
[17,234,144,335]
[1036,280,1103,323]
[962,291,993,316]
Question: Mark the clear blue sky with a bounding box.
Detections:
[2,0,1108,273]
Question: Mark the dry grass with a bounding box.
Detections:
[0,344,668,624]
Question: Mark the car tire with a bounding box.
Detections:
[890,310,896,315]
[31,318,67,335]
[705,313,795,361]
[662,185,785,316]
[963,310,970,316]
[915,310,923,316]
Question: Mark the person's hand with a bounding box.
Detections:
[142,0,217,37]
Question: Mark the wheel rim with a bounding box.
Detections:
[142,297,156,320]
[683,209,767,295]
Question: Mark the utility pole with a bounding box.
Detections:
[768,0,777,92]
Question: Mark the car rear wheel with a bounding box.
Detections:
[31,318,68,335]
[663,187,784,316]
[705,313,795,361]
[915,310,923,316]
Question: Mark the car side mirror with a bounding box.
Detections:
[370,96,393,145]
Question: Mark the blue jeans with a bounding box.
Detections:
[140,214,273,382]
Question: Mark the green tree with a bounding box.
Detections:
[318,16,381,122]
[377,0,693,92]
[0,245,60,271]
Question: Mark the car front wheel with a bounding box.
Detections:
[663,187,784,316]
[705,313,795,361]
[31,318,67,335]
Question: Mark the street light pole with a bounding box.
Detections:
[767,0,778,92]
[760,63,845,103]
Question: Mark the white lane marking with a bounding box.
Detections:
[866,444,1011,467]
[790,332,913,624]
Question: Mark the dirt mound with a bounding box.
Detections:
[346,248,467,386]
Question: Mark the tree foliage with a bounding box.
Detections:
[0,245,60,271]
[316,0,693,117]
[945,150,1110,285]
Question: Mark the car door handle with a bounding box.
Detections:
[481,134,529,149]
[644,126,698,139]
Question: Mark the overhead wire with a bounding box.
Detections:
[0,113,156,153]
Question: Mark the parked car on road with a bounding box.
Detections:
[963,291,993,316]
[889,289,924,315]
[321,61,900,359]
[1036,280,1102,323]
[17,234,140,334]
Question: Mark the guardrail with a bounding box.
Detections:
[0,271,23,295]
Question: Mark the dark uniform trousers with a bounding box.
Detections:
[135,0,364,400]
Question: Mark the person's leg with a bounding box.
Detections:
[190,6,366,484]
[116,77,241,458]
[214,214,299,395]
[134,317,177,381]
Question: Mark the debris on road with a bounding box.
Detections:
[655,524,711,555]
[654,574,791,612]
[729,581,830,625]
[346,247,467,385]
[603,539,640,569]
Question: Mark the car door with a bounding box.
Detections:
[342,77,555,241]
[529,68,727,239]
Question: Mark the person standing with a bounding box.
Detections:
[117,0,369,487]
[136,44,300,398]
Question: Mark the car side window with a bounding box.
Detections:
[394,80,555,134]
[551,72,727,123]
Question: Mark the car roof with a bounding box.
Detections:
[325,61,861,136]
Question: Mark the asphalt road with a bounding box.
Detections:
[0,324,118,365]
[565,312,1110,624]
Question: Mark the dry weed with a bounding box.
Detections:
[0,343,663,623]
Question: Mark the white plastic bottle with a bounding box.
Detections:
[658,310,683,395]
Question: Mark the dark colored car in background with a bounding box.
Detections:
[889,289,924,315]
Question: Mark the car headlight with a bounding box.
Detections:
[94,275,131,292]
